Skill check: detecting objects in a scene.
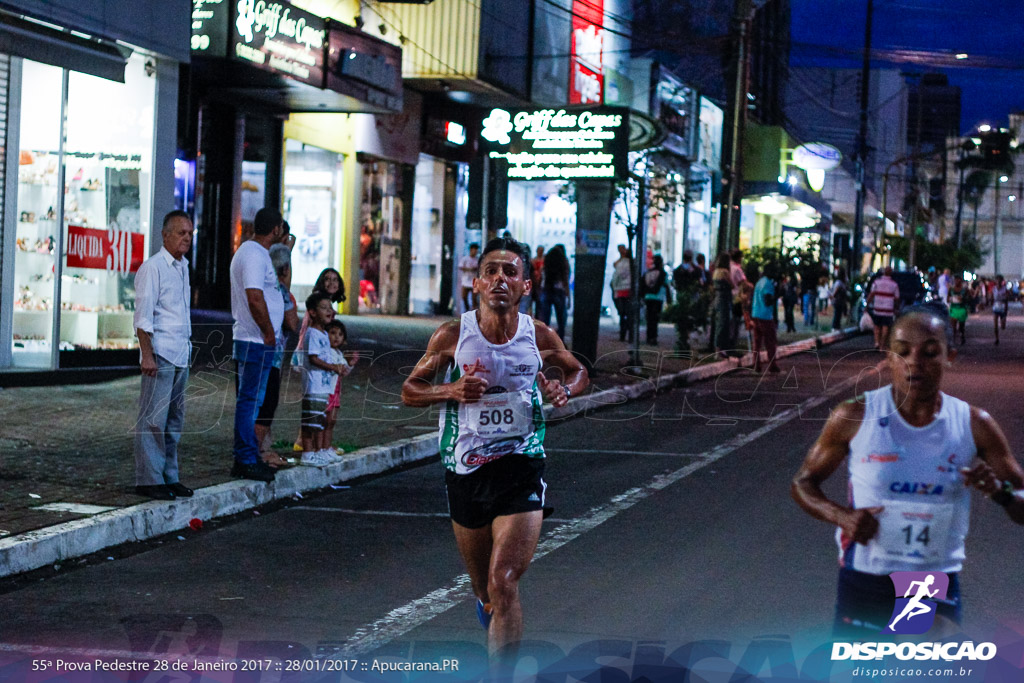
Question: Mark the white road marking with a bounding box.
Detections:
[336,362,882,655]
[546,448,709,458]
[285,506,573,524]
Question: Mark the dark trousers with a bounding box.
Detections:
[539,289,568,339]
[832,304,847,331]
[645,299,664,343]
[613,296,633,341]
[783,303,796,332]
[752,317,779,371]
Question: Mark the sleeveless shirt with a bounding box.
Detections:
[439,311,545,475]
[839,386,976,574]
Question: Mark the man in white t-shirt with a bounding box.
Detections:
[459,243,480,313]
[230,208,285,482]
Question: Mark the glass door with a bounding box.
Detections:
[11,60,63,367]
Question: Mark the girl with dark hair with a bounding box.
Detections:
[641,254,672,345]
[312,268,346,304]
[538,244,571,339]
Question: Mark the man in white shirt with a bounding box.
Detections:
[133,211,195,500]
[230,207,285,482]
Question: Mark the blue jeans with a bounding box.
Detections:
[233,340,274,465]
[802,292,816,326]
[539,289,568,339]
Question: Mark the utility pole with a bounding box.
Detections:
[907,74,923,268]
[631,172,648,365]
[717,0,754,253]
[852,0,874,278]
[993,176,1002,274]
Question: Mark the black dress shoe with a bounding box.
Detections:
[231,460,276,482]
[135,484,175,500]
[166,482,194,497]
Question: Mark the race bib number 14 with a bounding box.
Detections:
[863,502,955,570]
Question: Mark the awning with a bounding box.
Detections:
[0,12,129,82]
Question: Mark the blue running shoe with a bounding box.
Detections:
[476,600,493,629]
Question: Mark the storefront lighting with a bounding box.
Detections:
[778,175,786,183]
[781,211,816,228]
[1000,175,1009,183]
[445,121,466,145]
[806,168,825,192]
[753,197,787,215]
[788,175,798,185]
[979,124,992,132]
[1009,195,1017,202]
[955,53,968,60]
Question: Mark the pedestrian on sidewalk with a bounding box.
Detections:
[291,267,346,453]
[297,292,346,466]
[992,275,1009,345]
[322,319,357,453]
[729,249,747,346]
[230,207,286,482]
[781,273,799,333]
[830,269,848,331]
[253,243,299,469]
[610,244,633,342]
[459,243,480,313]
[538,244,571,340]
[751,263,781,373]
[641,254,672,345]
[711,253,733,355]
[132,210,195,501]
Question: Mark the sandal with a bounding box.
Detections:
[261,452,292,469]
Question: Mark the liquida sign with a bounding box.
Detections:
[569,0,604,104]
[66,226,144,276]
[482,107,628,181]
[233,0,326,86]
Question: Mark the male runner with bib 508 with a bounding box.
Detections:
[402,237,588,660]
[792,304,1024,636]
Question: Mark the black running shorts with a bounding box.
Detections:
[445,453,547,529]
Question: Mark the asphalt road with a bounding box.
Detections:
[1,312,1023,682]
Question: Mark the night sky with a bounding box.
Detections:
[789,0,1024,133]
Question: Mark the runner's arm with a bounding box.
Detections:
[401,322,488,407]
[966,406,1024,524]
[792,400,884,544]
[535,322,588,408]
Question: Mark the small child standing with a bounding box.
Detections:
[323,319,357,453]
[299,292,346,466]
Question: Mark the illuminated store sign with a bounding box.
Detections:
[192,0,229,56]
[231,0,327,87]
[569,0,604,104]
[483,107,628,180]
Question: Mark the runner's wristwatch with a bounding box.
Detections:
[563,385,571,400]
[991,480,1016,508]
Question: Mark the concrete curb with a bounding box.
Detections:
[0,326,863,578]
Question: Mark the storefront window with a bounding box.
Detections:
[507,181,576,262]
[283,140,344,302]
[358,159,404,313]
[11,60,62,367]
[10,55,155,367]
[410,156,445,314]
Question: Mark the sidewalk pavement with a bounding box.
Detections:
[0,310,858,578]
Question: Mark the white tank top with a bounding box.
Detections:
[839,386,976,574]
[438,311,545,475]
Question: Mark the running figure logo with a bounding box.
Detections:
[884,571,949,634]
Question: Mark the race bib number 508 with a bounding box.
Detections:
[468,392,531,438]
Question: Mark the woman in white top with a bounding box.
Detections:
[792,303,1024,638]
